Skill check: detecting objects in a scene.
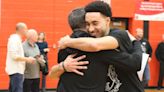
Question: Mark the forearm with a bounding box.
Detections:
[10,53,28,62]
[49,62,64,79]
[65,37,98,52]
[65,36,118,52]
[14,56,29,62]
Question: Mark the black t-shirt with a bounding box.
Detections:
[57,30,143,92]
[105,30,144,92]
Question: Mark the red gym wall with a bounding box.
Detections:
[0,0,163,90]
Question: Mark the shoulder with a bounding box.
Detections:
[109,29,130,42]
[109,29,133,52]
[109,29,128,38]
[35,43,39,48]
[159,42,164,46]
[9,34,21,42]
[110,29,127,34]
[22,41,28,47]
[42,41,48,46]
[142,39,149,43]
[36,41,47,46]
[44,41,48,44]
[35,44,40,53]
[36,42,39,45]
[71,30,91,38]
[22,41,29,52]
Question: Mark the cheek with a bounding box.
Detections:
[95,25,102,32]
[40,36,43,39]
[36,36,38,41]
[97,24,105,32]
[32,36,38,42]
[86,26,89,32]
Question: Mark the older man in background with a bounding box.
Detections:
[155,34,164,90]
[23,29,45,92]
[135,28,152,87]
[5,23,35,92]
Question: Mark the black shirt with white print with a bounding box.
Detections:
[105,29,144,92]
[57,30,143,92]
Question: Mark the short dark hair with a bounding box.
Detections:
[68,8,86,31]
[85,1,112,18]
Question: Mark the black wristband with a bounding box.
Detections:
[62,62,67,72]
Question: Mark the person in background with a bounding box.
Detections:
[135,28,153,87]
[5,22,35,92]
[155,34,164,90]
[36,32,49,92]
[23,29,45,92]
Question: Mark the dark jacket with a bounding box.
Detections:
[155,42,164,63]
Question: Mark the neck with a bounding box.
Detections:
[135,36,142,41]
[38,39,44,42]
[105,27,110,36]
[28,39,35,47]
[16,31,22,38]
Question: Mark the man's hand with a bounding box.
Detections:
[64,54,89,76]
[58,35,71,50]
[44,48,50,52]
[148,57,152,62]
[48,54,89,79]
[26,57,36,64]
[36,55,46,67]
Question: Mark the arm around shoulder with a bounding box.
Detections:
[64,36,119,52]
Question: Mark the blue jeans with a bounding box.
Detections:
[9,73,24,92]
[142,63,150,86]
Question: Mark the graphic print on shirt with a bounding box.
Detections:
[105,65,122,92]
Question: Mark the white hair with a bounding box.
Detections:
[26,29,38,39]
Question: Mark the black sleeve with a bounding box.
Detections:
[146,41,153,57]
[45,42,48,48]
[155,43,161,62]
[109,30,133,53]
[58,49,69,63]
[91,41,142,72]
[58,30,91,63]
[45,42,49,55]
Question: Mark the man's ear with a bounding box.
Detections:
[106,17,111,25]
